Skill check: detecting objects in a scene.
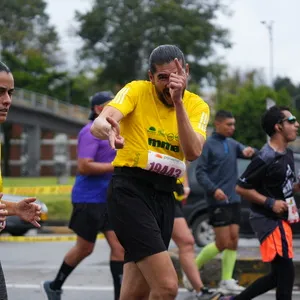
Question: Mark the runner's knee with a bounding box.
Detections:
[76,242,95,257]
[227,237,238,250]
[151,279,178,299]
[215,240,228,251]
[177,234,195,252]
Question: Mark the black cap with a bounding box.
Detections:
[89,91,114,120]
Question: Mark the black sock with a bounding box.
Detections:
[50,261,75,290]
[109,260,124,300]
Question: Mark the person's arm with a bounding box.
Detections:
[169,59,209,161]
[293,183,300,194]
[91,85,136,149]
[235,140,256,159]
[90,106,124,141]
[182,162,190,199]
[2,198,41,227]
[1,200,16,216]
[175,102,207,161]
[77,130,114,176]
[235,186,268,205]
[78,159,113,176]
[195,143,218,195]
[236,156,287,214]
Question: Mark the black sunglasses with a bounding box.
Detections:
[280,115,297,124]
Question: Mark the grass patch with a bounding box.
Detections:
[3,177,75,187]
[3,177,74,222]
[41,195,72,221]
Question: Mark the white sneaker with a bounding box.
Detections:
[182,272,194,292]
[218,279,245,295]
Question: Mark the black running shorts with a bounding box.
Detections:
[69,203,112,243]
[107,167,176,263]
[174,200,184,218]
[208,203,241,227]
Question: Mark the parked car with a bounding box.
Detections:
[183,153,300,247]
[0,194,48,236]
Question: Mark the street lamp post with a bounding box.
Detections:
[261,20,274,87]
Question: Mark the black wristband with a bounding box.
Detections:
[264,197,275,211]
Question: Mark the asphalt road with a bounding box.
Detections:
[1,235,299,300]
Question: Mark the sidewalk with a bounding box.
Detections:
[170,246,300,288]
[42,226,300,288]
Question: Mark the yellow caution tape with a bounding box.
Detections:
[3,185,73,195]
[0,233,104,242]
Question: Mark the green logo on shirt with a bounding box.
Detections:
[148,138,179,153]
[147,126,156,133]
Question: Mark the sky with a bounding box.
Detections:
[45,0,300,85]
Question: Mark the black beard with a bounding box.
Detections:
[155,87,174,108]
[155,87,186,108]
[158,93,174,107]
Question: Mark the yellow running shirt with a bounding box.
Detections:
[108,80,209,178]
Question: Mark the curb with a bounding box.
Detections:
[40,226,74,234]
[169,248,300,288]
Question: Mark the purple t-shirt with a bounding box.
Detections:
[72,122,116,203]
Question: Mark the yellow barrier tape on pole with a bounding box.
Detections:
[3,185,73,195]
[0,233,104,242]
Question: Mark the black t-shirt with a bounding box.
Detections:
[237,143,296,220]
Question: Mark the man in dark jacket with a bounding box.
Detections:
[194,110,255,295]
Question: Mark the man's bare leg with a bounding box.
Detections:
[172,217,203,293]
[137,251,178,300]
[120,262,149,300]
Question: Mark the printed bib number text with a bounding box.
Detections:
[145,151,186,178]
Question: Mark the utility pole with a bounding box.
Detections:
[261,20,274,87]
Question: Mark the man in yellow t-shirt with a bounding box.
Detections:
[91,45,210,300]
[0,61,42,300]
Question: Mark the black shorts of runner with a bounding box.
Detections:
[208,203,241,227]
[174,200,184,218]
[107,167,177,263]
[69,203,112,243]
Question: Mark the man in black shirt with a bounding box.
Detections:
[217,105,299,300]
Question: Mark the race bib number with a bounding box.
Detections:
[145,151,186,178]
[285,196,300,224]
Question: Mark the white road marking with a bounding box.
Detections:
[3,265,110,270]
[6,284,187,292]
[5,284,300,294]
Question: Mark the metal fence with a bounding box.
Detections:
[13,88,89,122]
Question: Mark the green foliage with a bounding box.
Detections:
[75,0,231,86]
[0,0,61,64]
[3,177,75,221]
[274,76,300,97]
[216,82,292,148]
[2,51,66,94]
[3,176,75,187]
[41,196,72,221]
[273,76,300,115]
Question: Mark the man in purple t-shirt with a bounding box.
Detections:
[42,92,124,300]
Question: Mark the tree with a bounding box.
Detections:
[75,0,231,87]
[273,76,300,111]
[0,0,61,65]
[274,76,299,97]
[216,81,292,148]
